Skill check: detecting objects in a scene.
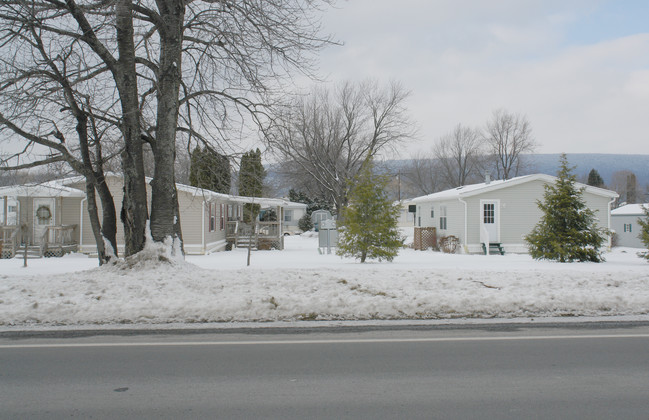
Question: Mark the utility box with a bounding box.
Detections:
[318,218,338,253]
[311,209,333,231]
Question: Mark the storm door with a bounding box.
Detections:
[480,200,500,243]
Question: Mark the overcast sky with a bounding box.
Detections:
[307,0,649,157]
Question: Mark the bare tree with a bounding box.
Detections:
[483,109,537,180]
[0,10,120,264]
[1,0,334,259]
[400,152,442,197]
[266,80,416,215]
[433,123,485,188]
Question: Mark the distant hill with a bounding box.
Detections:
[266,153,649,199]
[524,154,649,187]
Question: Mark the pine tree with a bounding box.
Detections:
[586,168,605,188]
[336,159,403,263]
[288,189,333,215]
[637,205,649,261]
[189,146,231,194]
[239,149,266,222]
[525,154,609,262]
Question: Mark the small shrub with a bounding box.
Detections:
[298,213,313,232]
[439,235,459,254]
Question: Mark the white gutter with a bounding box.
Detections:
[607,196,616,249]
[201,200,205,254]
[458,196,468,254]
[79,197,86,251]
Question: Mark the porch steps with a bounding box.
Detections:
[15,246,43,259]
[482,242,505,255]
[235,235,258,249]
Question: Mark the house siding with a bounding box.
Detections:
[416,199,465,244]
[69,176,231,255]
[612,214,646,248]
[464,179,547,248]
[61,197,82,243]
[413,177,615,254]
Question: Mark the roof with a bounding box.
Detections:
[611,203,649,216]
[410,174,618,203]
[59,173,300,208]
[0,182,85,198]
[2,174,311,208]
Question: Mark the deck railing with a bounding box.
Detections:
[1,225,25,258]
[225,220,283,250]
[40,225,77,257]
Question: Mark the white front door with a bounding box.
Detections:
[33,198,55,244]
[480,200,500,243]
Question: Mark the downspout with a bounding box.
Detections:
[79,197,86,253]
[607,196,616,250]
[458,196,468,254]
[201,200,205,254]
[2,196,7,226]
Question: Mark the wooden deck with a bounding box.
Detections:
[1,224,77,258]
[225,221,284,250]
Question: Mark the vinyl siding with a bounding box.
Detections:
[611,214,646,248]
[416,199,465,243]
[465,179,613,250]
[415,178,614,253]
[70,175,229,254]
[60,197,82,243]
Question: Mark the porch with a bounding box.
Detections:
[225,220,284,250]
[1,224,78,259]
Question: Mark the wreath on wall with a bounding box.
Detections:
[36,205,52,222]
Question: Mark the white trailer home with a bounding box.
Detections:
[410,174,618,254]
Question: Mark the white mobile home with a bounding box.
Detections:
[410,174,618,254]
[281,201,308,235]
[611,203,648,248]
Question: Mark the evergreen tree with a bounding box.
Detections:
[336,159,403,263]
[298,213,313,232]
[189,146,231,194]
[586,168,605,188]
[525,154,609,262]
[288,188,333,215]
[637,205,649,261]
[239,149,266,222]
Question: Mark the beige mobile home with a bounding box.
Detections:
[2,174,296,258]
[410,174,618,254]
[0,182,85,258]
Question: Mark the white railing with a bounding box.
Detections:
[480,225,490,255]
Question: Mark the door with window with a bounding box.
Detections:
[480,200,500,243]
[33,198,55,244]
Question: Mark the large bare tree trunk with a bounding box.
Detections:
[115,0,147,256]
[149,0,184,253]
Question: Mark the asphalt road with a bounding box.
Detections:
[1,323,649,419]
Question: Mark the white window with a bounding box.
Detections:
[483,203,495,224]
[430,207,434,218]
[624,223,632,233]
[284,209,293,222]
[439,206,447,230]
[208,203,216,232]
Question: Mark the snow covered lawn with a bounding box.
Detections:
[1,232,648,327]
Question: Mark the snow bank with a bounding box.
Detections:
[0,234,647,326]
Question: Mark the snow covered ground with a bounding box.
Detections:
[1,230,648,328]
